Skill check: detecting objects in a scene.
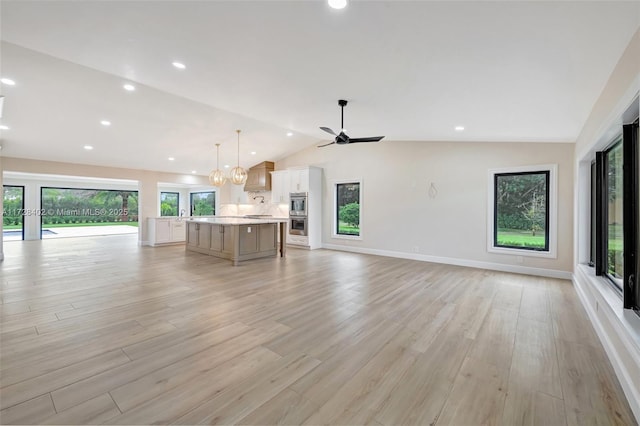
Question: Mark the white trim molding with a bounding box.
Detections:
[573,265,640,421]
[487,164,558,259]
[323,243,572,280]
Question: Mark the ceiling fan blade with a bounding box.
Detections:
[317,141,336,148]
[319,126,337,136]
[348,136,385,143]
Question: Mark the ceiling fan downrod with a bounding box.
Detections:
[339,99,347,130]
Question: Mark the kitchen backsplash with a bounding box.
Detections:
[218,197,289,217]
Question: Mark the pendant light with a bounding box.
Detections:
[208,143,226,187]
[230,129,248,185]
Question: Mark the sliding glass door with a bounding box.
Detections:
[3,185,25,241]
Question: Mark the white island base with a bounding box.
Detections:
[185,218,287,266]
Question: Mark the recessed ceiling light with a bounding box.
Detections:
[123,83,136,91]
[0,125,9,130]
[100,120,111,126]
[286,132,293,137]
[251,151,257,155]
[1,78,16,86]
[172,62,186,69]
[224,164,230,169]
[191,170,197,174]
[455,125,465,132]
[84,145,94,150]
[328,0,347,9]
[168,157,175,161]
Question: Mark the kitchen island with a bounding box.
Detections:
[185,217,287,265]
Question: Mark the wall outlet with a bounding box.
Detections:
[247,227,252,233]
[516,256,524,264]
[413,246,419,253]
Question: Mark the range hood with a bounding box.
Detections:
[244,161,275,192]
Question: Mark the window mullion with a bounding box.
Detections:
[623,122,638,309]
[595,151,607,276]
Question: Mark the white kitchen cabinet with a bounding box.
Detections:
[284,166,322,250]
[171,221,186,242]
[270,170,290,204]
[289,168,309,193]
[229,182,250,204]
[147,217,187,246]
[155,219,171,243]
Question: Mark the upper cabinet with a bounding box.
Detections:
[289,168,309,193]
[244,161,274,192]
[271,167,311,204]
[270,170,290,204]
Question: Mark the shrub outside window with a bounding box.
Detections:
[190,191,215,216]
[334,181,362,239]
[160,192,179,216]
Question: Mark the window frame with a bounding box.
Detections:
[160,191,180,217]
[603,138,625,290]
[189,191,216,217]
[3,185,25,241]
[622,120,638,311]
[332,179,363,241]
[590,119,639,313]
[487,164,558,259]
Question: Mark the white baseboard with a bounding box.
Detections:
[321,244,572,280]
[573,266,640,422]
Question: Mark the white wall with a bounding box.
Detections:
[277,140,574,276]
[572,28,640,421]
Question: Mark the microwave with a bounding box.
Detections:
[289,192,307,216]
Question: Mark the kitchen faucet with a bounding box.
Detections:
[253,195,265,204]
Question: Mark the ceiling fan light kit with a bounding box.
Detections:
[318,99,385,147]
[230,129,248,185]
[208,143,227,187]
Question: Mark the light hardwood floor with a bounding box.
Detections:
[0,234,636,425]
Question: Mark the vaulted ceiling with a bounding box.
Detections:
[0,1,638,175]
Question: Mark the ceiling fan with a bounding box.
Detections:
[318,99,385,147]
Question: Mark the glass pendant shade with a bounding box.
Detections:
[231,129,247,185]
[209,169,226,186]
[208,143,226,187]
[230,166,248,185]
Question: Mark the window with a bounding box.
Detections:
[190,191,215,216]
[635,121,640,313]
[334,181,361,239]
[160,192,179,216]
[590,118,639,314]
[590,161,596,267]
[488,165,557,258]
[605,140,624,287]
